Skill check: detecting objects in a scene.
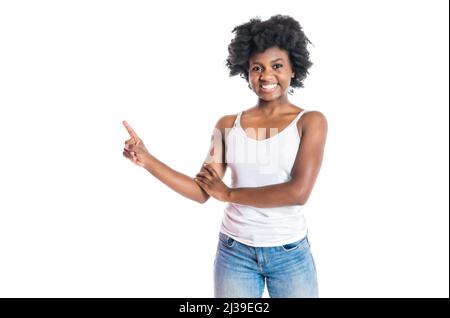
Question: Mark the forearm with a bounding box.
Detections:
[228,181,302,208]
[143,154,209,203]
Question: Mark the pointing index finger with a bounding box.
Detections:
[122,120,139,142]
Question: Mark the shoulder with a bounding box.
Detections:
[215,114,238,130]
[215,105,257,128]
[214,114,239,138]
[303,110,327,125]
[297,110,328,135]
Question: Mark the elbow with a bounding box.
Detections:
[291,189,310,206]
[196,197,209,204]
[193,178,210,204]
[294,195,308,206]
[288,180,312,206]
[195,193,210,204]
[296,197,308,206]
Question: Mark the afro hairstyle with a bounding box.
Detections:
[226,14,313,94]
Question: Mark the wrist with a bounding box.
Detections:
[224,187,233,202]
[142,153,155,170]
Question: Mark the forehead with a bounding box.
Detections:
[249,46,290,64]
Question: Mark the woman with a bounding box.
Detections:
[122,14,327,298]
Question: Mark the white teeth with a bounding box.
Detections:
[261,84,278,89]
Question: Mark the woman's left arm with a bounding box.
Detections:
[195,111,328,208]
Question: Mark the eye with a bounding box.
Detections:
[251,65,262,72]
[273,63,283,69]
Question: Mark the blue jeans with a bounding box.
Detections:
[214,232,318,298]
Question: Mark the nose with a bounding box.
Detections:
[259,68,275,82]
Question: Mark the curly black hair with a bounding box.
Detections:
[226,15,313,94]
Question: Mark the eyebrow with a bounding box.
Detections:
[250,58,284,65]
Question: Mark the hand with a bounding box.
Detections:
[122,120,151,168]
[194,163,231,202]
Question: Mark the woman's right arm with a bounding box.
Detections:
[122,117,233,204]
[142,154,210,203]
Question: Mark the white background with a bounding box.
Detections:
[0,0,448,298]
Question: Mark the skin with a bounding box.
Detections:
[123,45,328,207]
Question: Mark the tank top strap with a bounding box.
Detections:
[233,111,243,128]
[292,109,308,125]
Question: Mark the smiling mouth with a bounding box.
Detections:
[260,83,279,92]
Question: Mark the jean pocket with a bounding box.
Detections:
[281,236,309,252]
[219,232,236,248]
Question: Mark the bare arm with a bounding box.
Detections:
[228,182,298,208]
[142,155,209,203]
[122,117,231,204]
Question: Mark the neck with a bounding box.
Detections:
[256,95,292,116]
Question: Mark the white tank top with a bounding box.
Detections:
[220,109,309,247]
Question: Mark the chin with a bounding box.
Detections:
[258,93,282,101]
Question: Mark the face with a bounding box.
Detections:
[248,46,294,101]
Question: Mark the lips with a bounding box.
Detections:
[260,83,279,92]
[260,83,278,89]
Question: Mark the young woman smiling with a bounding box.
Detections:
[123,15,327,298]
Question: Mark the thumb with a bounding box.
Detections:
[126,142,146,153]
[125,143,137,152]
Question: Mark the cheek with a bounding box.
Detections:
[249,78,258,89]
[282,76,293,86]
